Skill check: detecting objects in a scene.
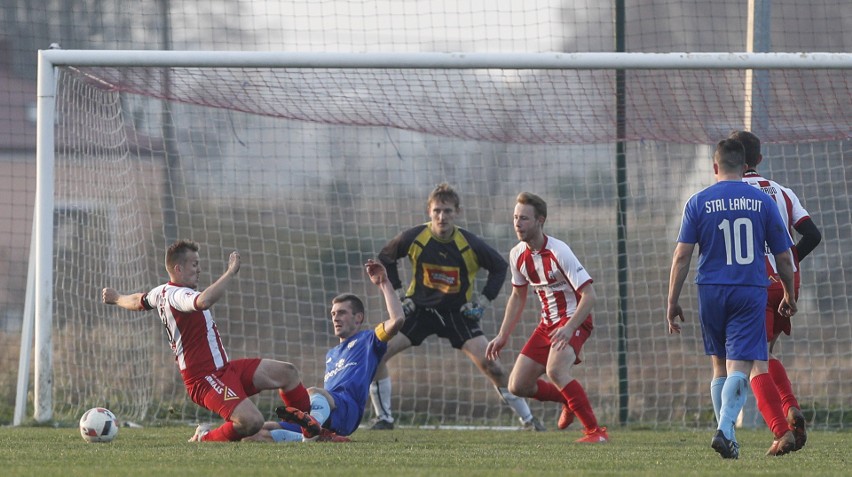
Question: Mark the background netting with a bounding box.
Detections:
[42,62,851,428]
[2,0,850,428]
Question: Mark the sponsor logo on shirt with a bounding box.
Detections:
[325,358,358,381]
[422,263,461,294]
[204,374,239,400]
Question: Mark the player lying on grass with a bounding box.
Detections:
[102,239,312,442]
[242,259,406,442]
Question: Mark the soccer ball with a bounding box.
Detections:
[79,407,119,443]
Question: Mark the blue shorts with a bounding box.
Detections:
[697,284,768,361]
[326,391,361,436]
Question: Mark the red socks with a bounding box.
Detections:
[203,383,311,442]
[280,383,311,412]
[202,421,242,442]
[768,358,800,414]
[751,373,789,438]
[561,380,598,431]
[533,379,567,403]
[534,379,600,432]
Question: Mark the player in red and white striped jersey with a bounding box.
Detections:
[731,131,822,452]
[102,239,311,443]
[486,192,608,443]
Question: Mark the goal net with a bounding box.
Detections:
[23,51,852,429]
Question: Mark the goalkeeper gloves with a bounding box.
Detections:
[396,288,416,317]
[461,296,491,321]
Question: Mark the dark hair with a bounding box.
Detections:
[166,239,199,271]
[332,293,365,316]
[427,182,460,210]
[516,191,547,219]
[714,138,746,172]
[728,130,761,167]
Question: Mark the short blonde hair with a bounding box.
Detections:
[516,192,547,219]
[427,183,460,210]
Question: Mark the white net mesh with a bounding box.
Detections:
[46,60,851,428]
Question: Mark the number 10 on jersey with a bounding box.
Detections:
[718,218,755,265]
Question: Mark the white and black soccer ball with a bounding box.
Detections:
[79,407,119,443]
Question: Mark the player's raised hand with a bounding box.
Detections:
[365,259,387,285]
[227,251,241,274]
[666,303,684,334]
[102,287,119,305]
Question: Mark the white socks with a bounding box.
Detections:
[369,377,394,422]
[496,386,533,423]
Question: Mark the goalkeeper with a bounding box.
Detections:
[367,183,543,431]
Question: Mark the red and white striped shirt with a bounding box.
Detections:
[142,282,229,380]
[743,170,809,288]
[509,235,593,326]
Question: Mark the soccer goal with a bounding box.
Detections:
[17,49,852,429]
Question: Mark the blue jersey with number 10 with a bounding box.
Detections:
[677,180,793,287]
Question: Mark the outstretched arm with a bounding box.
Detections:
[196,251,241,310]
[666,242,695,334]
[476,239,509,302]
[102,288,146,311]
[366,259,405,338]
[377,233,408,291]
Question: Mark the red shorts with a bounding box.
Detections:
[520,316,592,366]
[766,287,799,341]
[184,358,262,420]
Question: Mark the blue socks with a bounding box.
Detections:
[270,394,333,442]
[710,377,726,424]
[310,393,332,426]
[717,371,748,441]
[269,426,303,442]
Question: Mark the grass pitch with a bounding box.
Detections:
[1,425,848,476]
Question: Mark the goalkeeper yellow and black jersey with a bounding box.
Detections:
[378,224,508,312]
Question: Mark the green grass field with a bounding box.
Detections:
[1,425,849,476]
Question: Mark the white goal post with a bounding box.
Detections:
[18,49,852,427]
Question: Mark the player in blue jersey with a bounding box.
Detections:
[243,259,406,442]
[666,138,798,459]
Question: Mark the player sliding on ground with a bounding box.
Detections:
[102,239,313,442]
[243,259,406,442]
[486,192,609,443]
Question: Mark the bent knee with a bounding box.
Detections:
[484,362,508,381]
[546,369,573,386]
[507,378,536,398]
[274,361,301,385]
[234,414,264,437]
